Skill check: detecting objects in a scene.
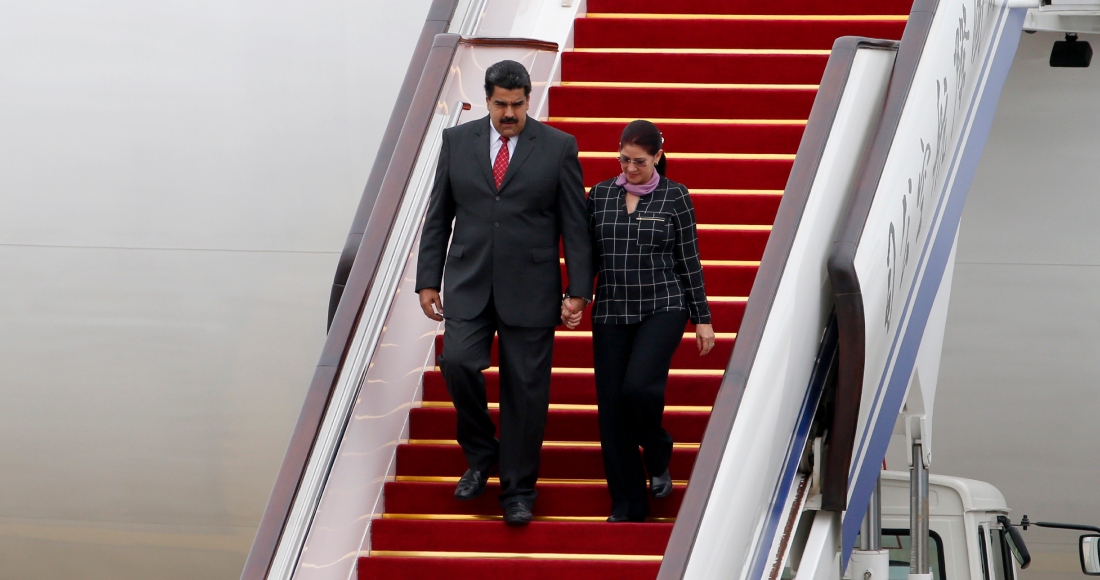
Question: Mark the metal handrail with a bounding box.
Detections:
[241,32,464,580]
[327,0,460,328]
[456,0,490,36]
[657,35,905,580]
[823,0,938,512]
[267,101,467,579]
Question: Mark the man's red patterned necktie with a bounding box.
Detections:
[493,136,510,189]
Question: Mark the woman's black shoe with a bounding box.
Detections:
[607,514,645,523]
[650,469,673,498]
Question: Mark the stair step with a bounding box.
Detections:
[369,519,672,554]
[395,444,697,480]
[548,120,803,156]
[693,192,782,225]
[407,408,709,443]
[432,333,734,370]
[585,0,914,15]
[550,85,816,120]
[562,52,829,85]
[580,157,792,191]
[358,555,660,580]
[421,370,722,406]
[573,17,907,50]
[382,480,685,517]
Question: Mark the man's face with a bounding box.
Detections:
[487,86,528,138]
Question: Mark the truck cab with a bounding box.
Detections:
[855,471,1023,580]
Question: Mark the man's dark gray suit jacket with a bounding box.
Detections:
[415,116,594,328]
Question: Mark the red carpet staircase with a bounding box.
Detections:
[359,2,909,577]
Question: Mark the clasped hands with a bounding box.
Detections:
[560,297,587,329]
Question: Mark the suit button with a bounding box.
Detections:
[494,222,499,228]
[495,196,500,201]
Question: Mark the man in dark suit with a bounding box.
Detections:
[415,60,593,525]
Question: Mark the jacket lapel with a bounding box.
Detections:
[473,117,496,190]
[497,119,538,193]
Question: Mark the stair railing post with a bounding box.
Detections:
[909,440,931,580]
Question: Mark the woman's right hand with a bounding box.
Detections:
[695,323,715,356]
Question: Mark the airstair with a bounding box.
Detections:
[242,1,1028,578]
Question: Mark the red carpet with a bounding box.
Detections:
[550,86,818,119]
[554,120,804,155]
[406,409,710,444]
[390,450,700,484]
[362,558,661,580]
[421,372,723,406]
[562,52,830,85]
[431,333,734,369]
[573,18,907,50]
[371,520,672,554]
[358,4,910,578]
[586,0,913,15]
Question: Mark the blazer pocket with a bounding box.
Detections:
[635,213,671,246]
[531,247,559,263]
[448,243,465,258]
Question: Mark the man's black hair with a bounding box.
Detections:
[484,60,532,98]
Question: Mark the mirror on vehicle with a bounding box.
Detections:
[998,516,1032,569]
[1081,534,1100,575]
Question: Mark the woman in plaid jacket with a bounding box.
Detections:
[562,120,715,522]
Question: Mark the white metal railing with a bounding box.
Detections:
[454,0,490,36]
[266,101,466,580]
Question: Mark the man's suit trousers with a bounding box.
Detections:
[439,295,555,509]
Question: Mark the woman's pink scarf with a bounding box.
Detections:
[615,170,660,196]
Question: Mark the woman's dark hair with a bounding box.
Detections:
[619,119,666,176]
[484,60,532,97]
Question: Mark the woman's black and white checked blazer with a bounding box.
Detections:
[587,175,711,325]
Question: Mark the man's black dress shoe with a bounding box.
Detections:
[650,469,673,499]
[454,468,490,500]
[503,502,533,526]
[606,514,645,523]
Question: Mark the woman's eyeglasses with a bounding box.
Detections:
[617,155,650,168]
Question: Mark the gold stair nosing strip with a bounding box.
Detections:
[404,439,701,450]
[553,331,737,339]
[697,223,773,231]
[419,401,713,413]
[546,116,807,126]
[550,224,771,232]
[572,48,831,55]
[431,332,739,341]
[706,295,748,302]
[369,550,663,562]
[561,81,818,91]
[579,151,795,161]
[558,258,762,266]
[584,13,908,21]
[424,367,726,376]
[380,513,676,523]
[691,189,784,195]
[394,475,690,486]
